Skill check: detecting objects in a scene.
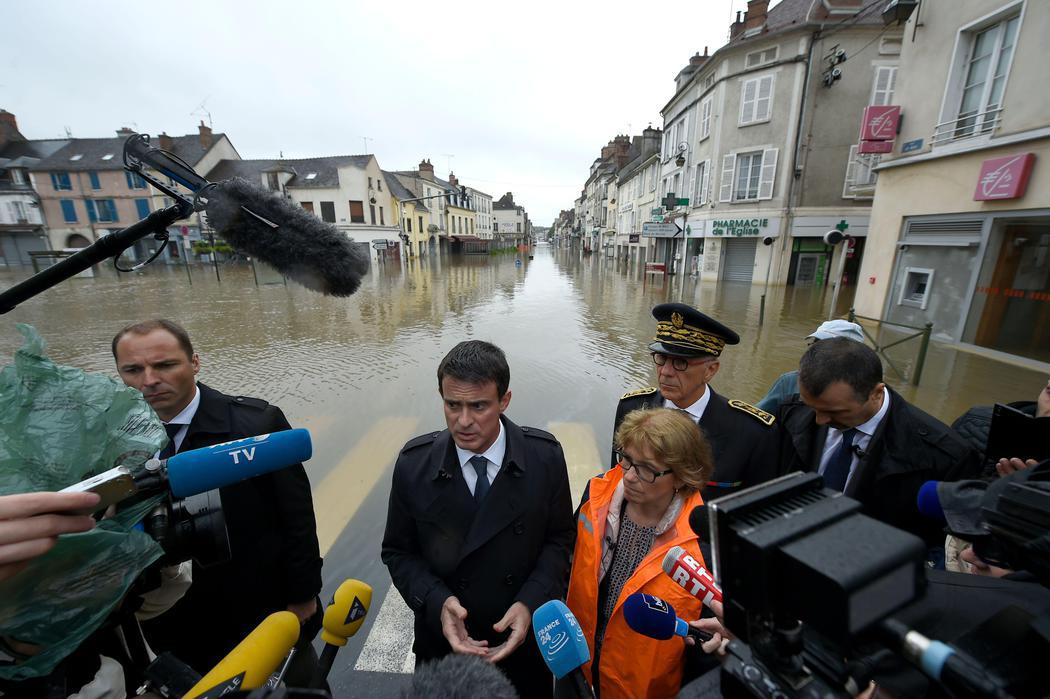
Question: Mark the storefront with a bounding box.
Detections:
[703,216,781,284]
[884,210,1050,362]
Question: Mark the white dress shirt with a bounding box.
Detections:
[818,387,890,490]
[664,385,712,423]
[157,385,201,456]
[455,420,507,496]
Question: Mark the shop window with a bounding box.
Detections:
[898,267,934,310]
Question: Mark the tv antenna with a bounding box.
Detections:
[190,97,213,128]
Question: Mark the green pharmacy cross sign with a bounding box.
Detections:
[835,219,849,233]
[660,193,689,210]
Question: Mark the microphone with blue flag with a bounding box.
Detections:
[532,600,595,699]
[623,592,713,643]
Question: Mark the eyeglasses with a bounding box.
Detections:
[615,450,674,483]
[652,352,712,372]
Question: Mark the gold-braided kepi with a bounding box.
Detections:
[648,303,740,358]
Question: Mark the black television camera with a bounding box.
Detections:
[691,468,1050,699]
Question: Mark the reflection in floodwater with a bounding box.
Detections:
[1,247,1044,496]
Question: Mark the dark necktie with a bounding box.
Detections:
[471,455,490,502]
[823,428,858,492]
[159,423,182,459]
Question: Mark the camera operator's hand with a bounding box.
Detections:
[995,457,1037,477]
[959,545,1013,578]
[0,491,100,582]
[684,599,732,656]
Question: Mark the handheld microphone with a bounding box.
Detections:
[311,579,373,689]
[183,611,300,698]
[687,505,709,541]
[661,546,722,606]
[623,593,713,644]
[532,600,594,699]
[61,429,312,512]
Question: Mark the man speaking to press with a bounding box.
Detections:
[111,319,323,682]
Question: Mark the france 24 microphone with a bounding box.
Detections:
[623,593,713,644]
[661,545,723,606]
[532,600,595,699]
[61,428,312,512]
[183,610,300,698]
[124,134,370,297]
[310,579,373,689]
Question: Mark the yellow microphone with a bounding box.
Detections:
[183,611,300,698]
[311,579,373,687]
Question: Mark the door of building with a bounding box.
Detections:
[723,238,758,282]
[973,225,1050,362]
[794,253,826,286]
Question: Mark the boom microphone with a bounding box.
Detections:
[310,579,373,689]
[183,611,300,698]
[661,546,722,606]
[202,177,370,297]
[533,600,594,699]
[623,593,713,644]
[405,654,518,699]
[61,428,312,512]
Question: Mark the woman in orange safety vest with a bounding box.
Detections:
[566,408,714,699]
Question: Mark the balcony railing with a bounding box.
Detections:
[931,106,1003,147]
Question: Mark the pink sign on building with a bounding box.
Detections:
[859,105,901,142]
[973,153,1036,201]
[858,140,894,154]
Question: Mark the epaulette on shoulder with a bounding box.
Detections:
[402,431,441,452]
[231,395,270,410]
[620,386,657,401]
[520,426,558,443]
[728,399,775,427]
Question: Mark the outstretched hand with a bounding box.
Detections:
[440,595,489,657]
[487,601,531,663]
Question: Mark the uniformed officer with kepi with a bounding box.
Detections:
[612,303,779,500]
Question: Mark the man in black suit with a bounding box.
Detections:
[382,340,575,698]
[112,319,322,678]
[614,303,778,501]
[777,337,981,545]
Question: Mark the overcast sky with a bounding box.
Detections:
[4,0,748,224]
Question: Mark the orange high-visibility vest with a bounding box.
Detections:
[566,467,706,699]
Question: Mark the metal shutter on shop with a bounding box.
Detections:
[723,238,758,282]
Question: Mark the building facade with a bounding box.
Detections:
[854,0,1048,365]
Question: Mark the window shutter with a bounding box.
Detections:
[842,145,858,198]
[758,148,778,200]
[719,154,736,202]
[740,79,757,124]
[756,76,773,121]
[871,66,897,105]
[700,159,711,205]
[136,198,151,218]
[85,200,97,223]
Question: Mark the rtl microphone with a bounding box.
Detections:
[310,579,373,689]
[183,611,300,698]
[532,600,595,699]
[661,546,722,606]
[623,593,713,644]
[61,428,312,513]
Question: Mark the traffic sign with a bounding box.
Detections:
[641,223,680,238]
[372,240,388,250]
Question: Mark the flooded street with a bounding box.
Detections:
[1,246,1044,692]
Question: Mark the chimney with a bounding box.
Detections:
[688,52,704,68]
[116,127,135,137]
[0,109,22,147]
[157,132,173,151]
[743,0,769,32]
[198,120,213,148]
[730,10,745,39]
[448,172,458,188]
[418,158,434,181]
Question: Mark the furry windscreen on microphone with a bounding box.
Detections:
[403,654,518,698]
[204,177,370,296]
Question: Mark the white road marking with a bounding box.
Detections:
[354,582,416,673]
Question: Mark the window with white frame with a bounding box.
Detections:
[939,11,1020,143]
[649,165,657,192]
[663,131,671,160]
[694,160,710,206]
[702,73,714,90]
[699,98,712,141]
[739,74,774,125]
[719,148,778,202]
[745,46,778,68]
[842,145,880,198]
[870,66,897,106]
